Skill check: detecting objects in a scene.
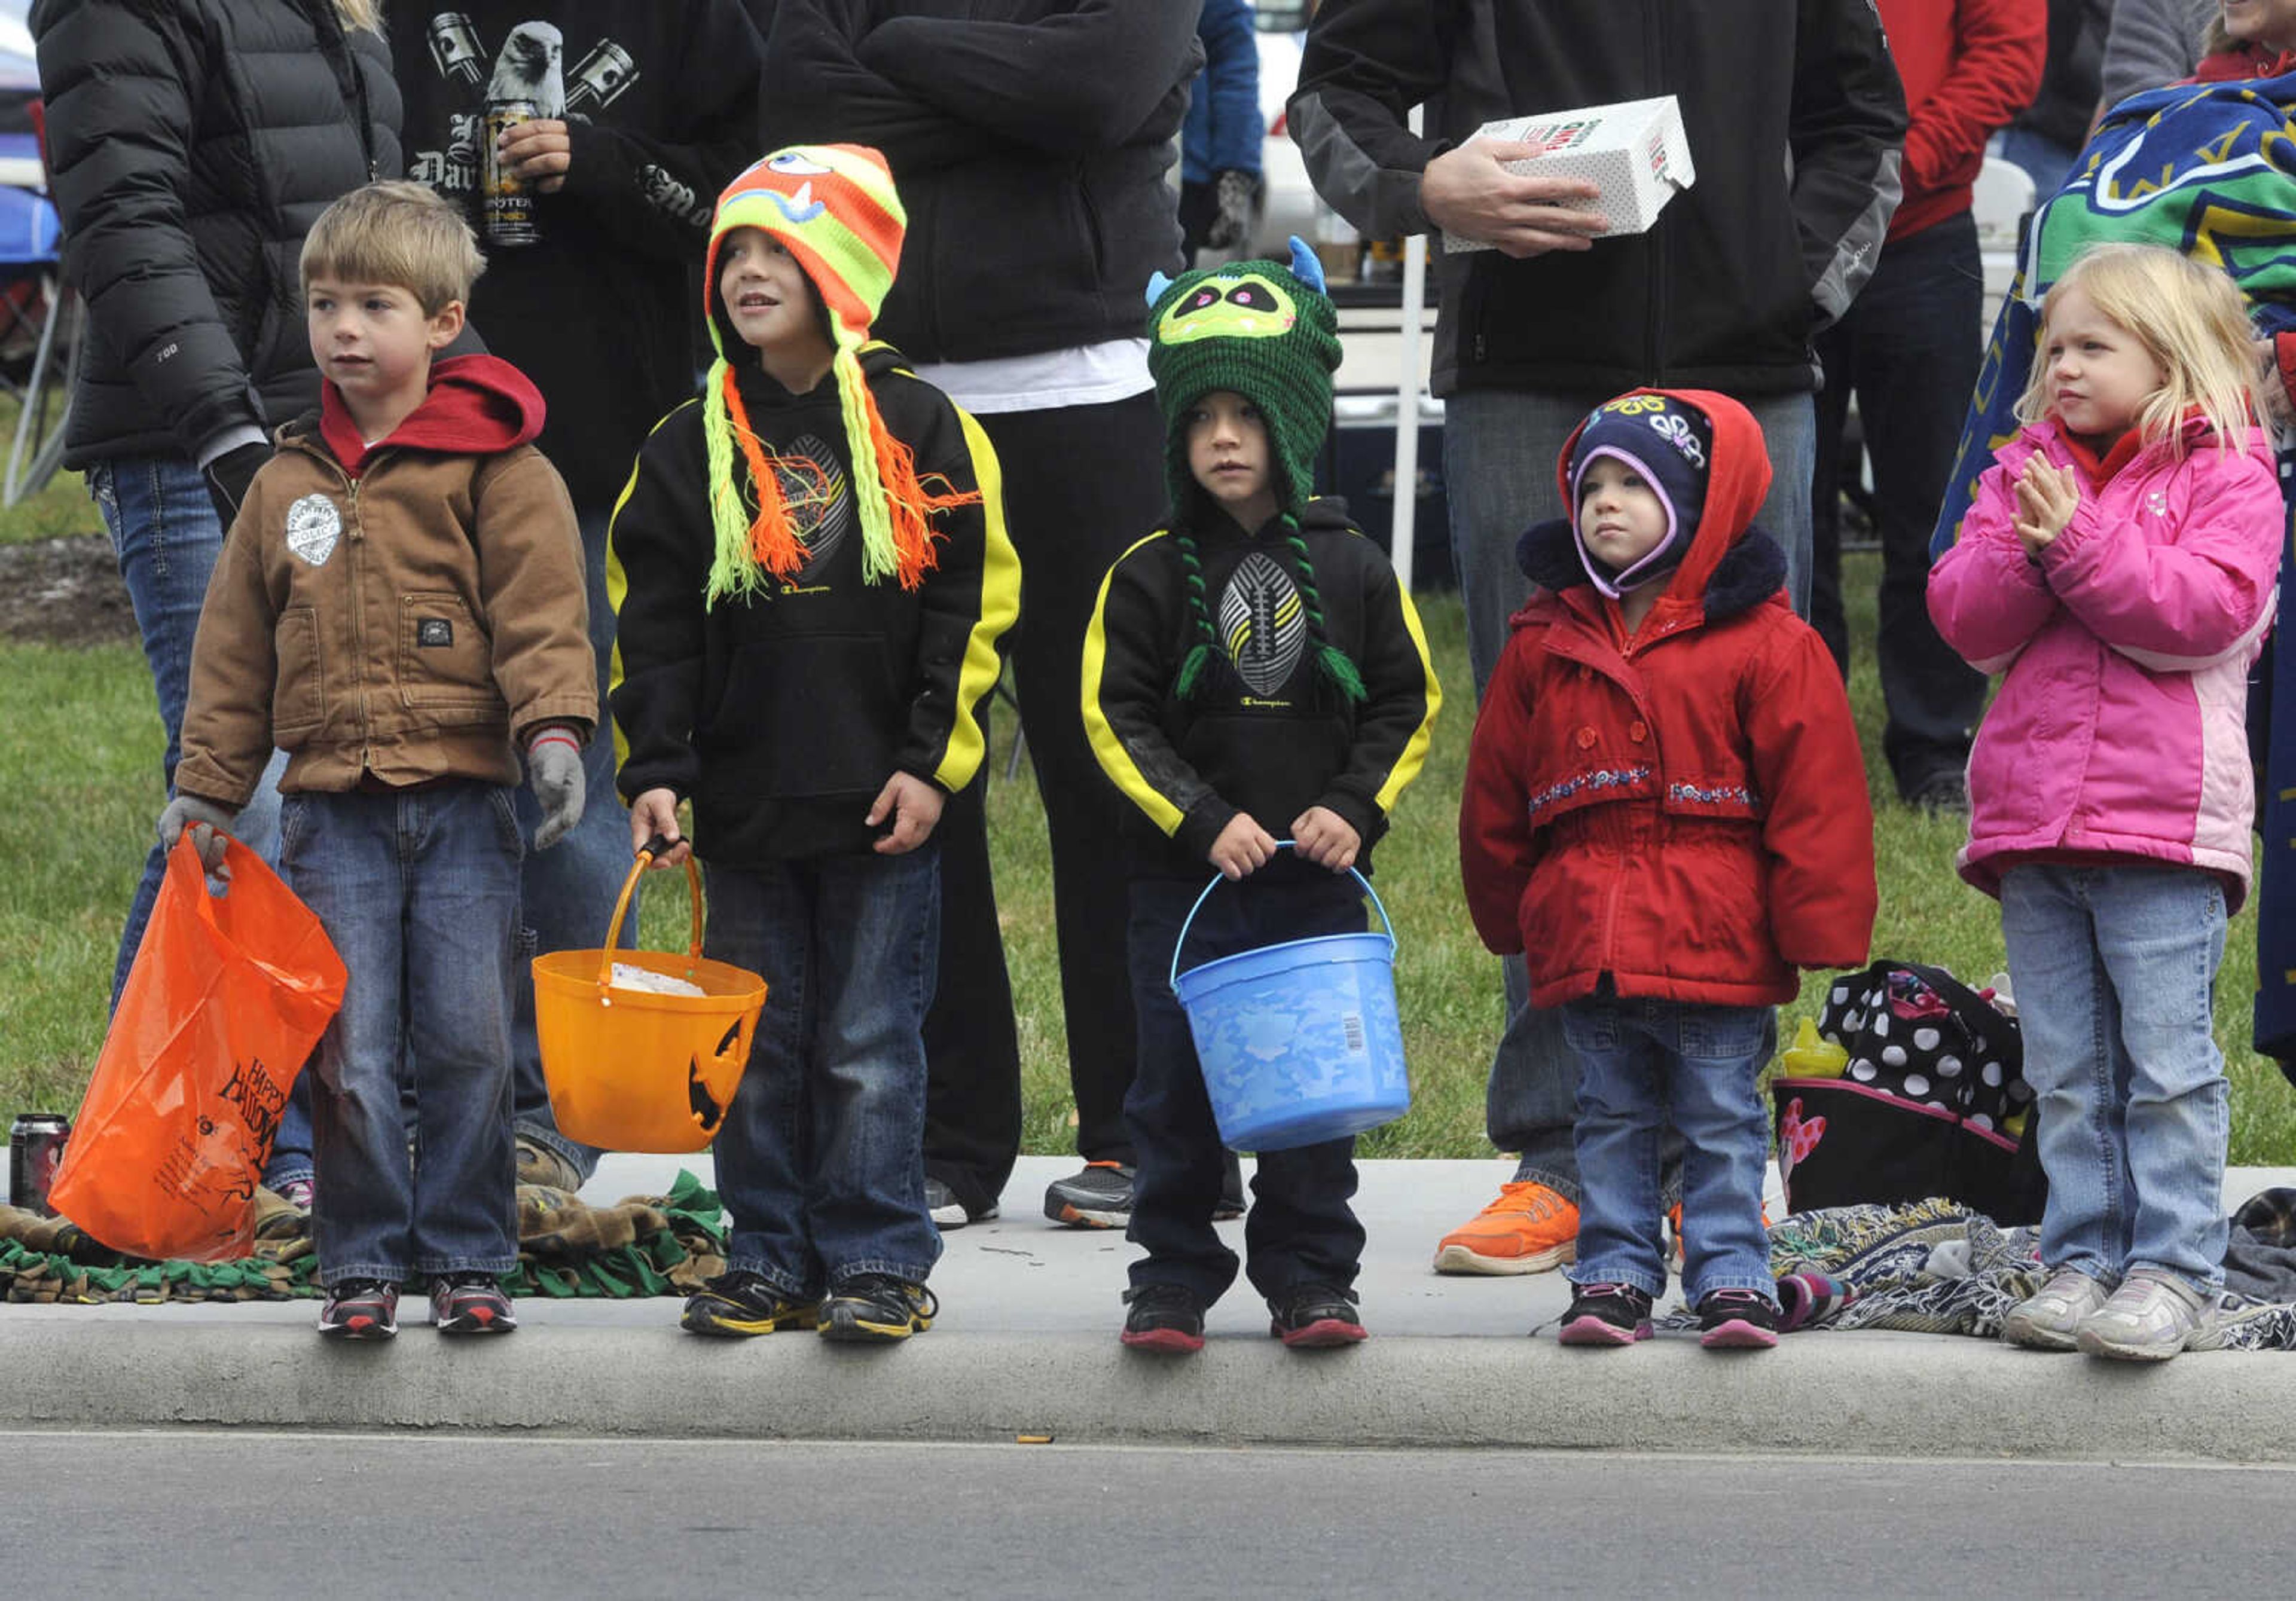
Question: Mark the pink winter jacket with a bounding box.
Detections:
[1927,416,2283,911]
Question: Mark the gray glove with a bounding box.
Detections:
[157,793,239,875]
[527,732,585,851]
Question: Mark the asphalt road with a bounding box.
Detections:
[15,1431,2290,1598]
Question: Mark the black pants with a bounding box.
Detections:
[921,392,1168,1214]
[1809,210,1988,798]
[1123,873,1365,1306]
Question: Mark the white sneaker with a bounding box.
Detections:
[2002,1266,2112,1351]
[924,1177,995,1230]
[2075,1267,2213,1361]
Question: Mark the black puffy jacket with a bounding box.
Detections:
[33,0,402,468]
[758,0,1198,363]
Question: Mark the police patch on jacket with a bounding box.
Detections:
[1219,550,1305,695]
[286,494,340,566]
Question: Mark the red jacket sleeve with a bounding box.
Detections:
[1742,619,1877,972]
[1900,0,2047,195]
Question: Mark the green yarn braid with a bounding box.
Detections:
[1171,526,1220,702]
[702,359,770,607]
[1280,512,1366,703]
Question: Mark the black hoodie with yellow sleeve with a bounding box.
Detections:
[607,345,1018,864]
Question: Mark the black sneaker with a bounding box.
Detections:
[1557,1281,1655,1346]
[318,1278,400,1341]
[1904,769,1970,815]
[1268,1282,1367,1348]
[681,1270,820,1337]
[1043,1160,1133,1228]
[429,1272,518,1335]
[1213,1151,1247,1221]
[1120,1282,1207,1353]
[1696,1289,1781,1349]
[819,1273,937,1342]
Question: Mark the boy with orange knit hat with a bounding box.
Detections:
[607,145,1019,1342]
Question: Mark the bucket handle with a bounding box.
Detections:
[1168,839,1395,992]
[593,834,705,992]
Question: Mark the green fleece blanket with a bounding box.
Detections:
[0,1170,727,1304]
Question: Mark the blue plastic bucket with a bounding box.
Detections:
[1169,847,1410,1152]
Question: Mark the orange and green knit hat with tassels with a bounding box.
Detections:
[700,144,975,604]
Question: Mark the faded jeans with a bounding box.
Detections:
[1561,990,1778,1303]
[1999,863,2231,1296]
[704,846,944,1297]
[508,504,633,1183]
[282,783,524,1285]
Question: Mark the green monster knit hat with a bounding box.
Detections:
[1144,238,1360,704]
[1146,237,1342,517]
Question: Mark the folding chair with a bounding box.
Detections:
[2,100,78,507]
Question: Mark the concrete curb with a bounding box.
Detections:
[2,1321,2289,1461]
[6,1157,2292,1459]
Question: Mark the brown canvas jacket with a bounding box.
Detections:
[176,425,596,806]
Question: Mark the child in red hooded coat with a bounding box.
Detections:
[1458,389,1876,1350]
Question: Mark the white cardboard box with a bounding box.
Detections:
[1442,94,1696,252]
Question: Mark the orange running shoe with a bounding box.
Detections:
[1431,1181,1578,1275]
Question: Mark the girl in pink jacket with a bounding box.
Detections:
[1929,242,2283,1362]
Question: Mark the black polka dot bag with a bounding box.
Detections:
[1771,960,2047,1224]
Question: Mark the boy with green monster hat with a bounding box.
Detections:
[1082,238,1443,1353]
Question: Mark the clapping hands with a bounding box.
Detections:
[2013,454,2081,558]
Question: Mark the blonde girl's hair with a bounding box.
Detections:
[2013,243,2264,452]
[2203,16,2233,55]
[335,1,383,33]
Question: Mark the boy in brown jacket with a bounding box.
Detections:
[163,182,595,1342]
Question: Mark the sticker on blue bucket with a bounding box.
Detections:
[1169,845,1410,1152]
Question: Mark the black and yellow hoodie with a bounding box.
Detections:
[1083,495,1442,884]
[606,347,1018,864]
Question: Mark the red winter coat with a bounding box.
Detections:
[1458,389,1877,1007]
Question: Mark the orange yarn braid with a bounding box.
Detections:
[722,366,806,579]
[857,380,983,591]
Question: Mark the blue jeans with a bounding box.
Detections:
[1999,864,2231,1296]
[1123,873,1367,1307]
[1560,991,1777,1304]
[1444,387,1815,1196]
[280,784,524,1286]
[508,504,633,1182]
[87,456,311,1188]
[1811,213,1987,796]
[703,846,944,1297]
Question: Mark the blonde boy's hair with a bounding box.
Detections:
[2013,242,2264,450]
[299,181,485,316]
[334,0,383,33]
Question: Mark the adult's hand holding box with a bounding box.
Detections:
[1442,94,1696,253]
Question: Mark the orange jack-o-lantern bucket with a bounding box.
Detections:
[532,843,766,1154]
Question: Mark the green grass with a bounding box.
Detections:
[5,481,2293,1163]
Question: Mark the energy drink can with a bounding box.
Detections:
[8,1113,69,1215]
[483,96,541,247]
